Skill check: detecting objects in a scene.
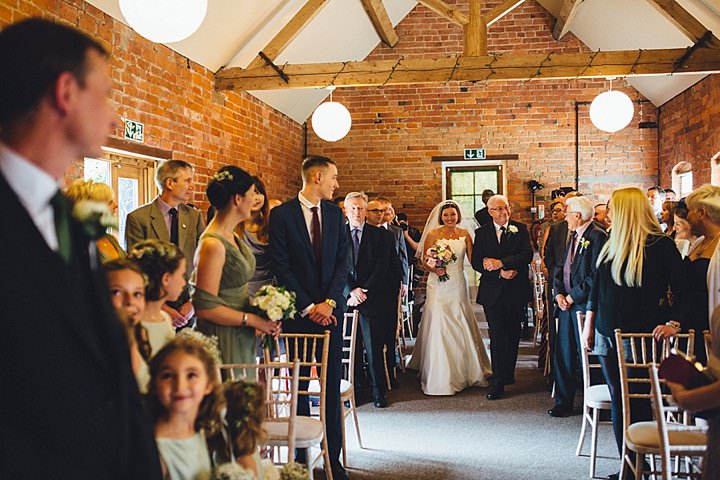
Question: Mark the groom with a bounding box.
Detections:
[269,155,351,480]
[471,195,533,400]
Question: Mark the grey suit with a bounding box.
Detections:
[125,198,205,280]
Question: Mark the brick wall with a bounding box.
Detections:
[658,74,720,190]
[1,0,305,209]
[308,0,659,226]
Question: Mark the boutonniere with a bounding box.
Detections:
[72,200,117,239]
[507,225,519,235]
[579,237,591,253]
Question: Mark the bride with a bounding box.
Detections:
[407,201,492,395]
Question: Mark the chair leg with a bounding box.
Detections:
[589,408,600,479]
[340,402,348,467]
[349,394,363,448]
[620,445,629,480]
[576,406,589,456]
[306,448,314,480]
[383,345,392,391]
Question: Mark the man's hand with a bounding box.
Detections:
[483,257,503,271]
[555,294,569,311]
[400,284,408,297]
[349,287,368,304]
[309,302,337,326]
[499,269,517,280]
[582,322,594,351]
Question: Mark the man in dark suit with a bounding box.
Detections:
[471,194,533,400]
[0,18,161,479]
[126,159,205,328]
[548,196,607,417]
[474,188,495,226]
[343,192,396,408]
[269,155,351,480]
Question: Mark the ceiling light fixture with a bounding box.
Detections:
[311,86,352,142]
[589,78,634,133]
[119,0,208,44]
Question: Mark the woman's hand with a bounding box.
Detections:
[435,267,446,277]
[247,313,281,335]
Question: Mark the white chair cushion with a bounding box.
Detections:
[627,421,707,450]
[340,379,352,396]
[585,384,612,408]
[265,417,324,448]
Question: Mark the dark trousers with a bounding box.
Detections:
[292,326,344,466]
[483,297,524,387]
[354,310,385,398]
[382,292,400,371]
[553,305,583,407]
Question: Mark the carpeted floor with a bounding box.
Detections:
[333,308,622,480]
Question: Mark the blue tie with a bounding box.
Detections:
[352,228,360,265]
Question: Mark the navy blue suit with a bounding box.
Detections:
[269,197,350,467]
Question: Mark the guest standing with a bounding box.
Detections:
[0,18,160,478]
[193,166,280,366]
[237,175,274,297]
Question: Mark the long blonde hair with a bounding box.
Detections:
[596,187,663,287]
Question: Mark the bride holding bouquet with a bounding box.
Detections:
[407,201,492,395]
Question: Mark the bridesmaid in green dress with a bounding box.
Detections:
[192,166,280,366]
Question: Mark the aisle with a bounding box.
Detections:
[338,319,620,480]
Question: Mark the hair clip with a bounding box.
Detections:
[213,170,234,182]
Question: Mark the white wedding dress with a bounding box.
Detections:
[408,237,493,395]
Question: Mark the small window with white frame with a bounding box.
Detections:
[671,161,693,198]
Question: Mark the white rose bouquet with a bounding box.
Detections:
[251,285,297,348]
[426,241,457,282]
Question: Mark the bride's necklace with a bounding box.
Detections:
[439,226,461,239]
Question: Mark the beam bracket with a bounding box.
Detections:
[674,30,714,70]
[258,51,289,84]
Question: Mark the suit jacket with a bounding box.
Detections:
[544,220,569,282]
[125,198,205,280]
[552,222,607,309]
[343,223,396,318]
[0,173,161,479]
[386,224,409,286]
[475,207,492,226]
[471,220,533,308]
[269,197,351,333]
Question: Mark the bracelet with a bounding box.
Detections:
[665,321,681,333]
[242,312,248,327]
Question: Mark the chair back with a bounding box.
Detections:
[217,359,301,457]
[342,311,359,384]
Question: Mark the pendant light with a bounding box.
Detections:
[119,0,208,44]
[589,78,634,133]
[311,86,352,142]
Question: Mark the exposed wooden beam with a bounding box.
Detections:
[647,0,720,47]
[464,0,487,56]
[553,0,583,41]
[246,0,328,70]
[360,0,398,47]
[482,0,525,27]
[416,0,469,27]
[215,47,720,91]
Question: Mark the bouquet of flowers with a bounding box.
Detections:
[251,285,297,348]
[426,241,457,282]
[72,200,117,239]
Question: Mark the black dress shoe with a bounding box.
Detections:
[373,395,388,408]
[486,386,504,400]
[547,405,572,417]
[330,464,350,480]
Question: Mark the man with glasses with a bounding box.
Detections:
[471,195,533,400]
[548,196,607,417]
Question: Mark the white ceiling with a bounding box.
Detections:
[87,0,720,123]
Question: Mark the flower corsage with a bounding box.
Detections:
[507,224,519,235]
[72,200,117,239]
[578,237,591,254]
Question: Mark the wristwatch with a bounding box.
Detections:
[324,298,337,308]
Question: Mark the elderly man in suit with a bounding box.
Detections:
[125,159,205,327]
[548,196,607,417]
[269,155,351,480]
[0,18,161,479]
[344,192,397,408]
[471,195,533,400]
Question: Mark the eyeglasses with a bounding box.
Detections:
[489,206,511,212]
[367,209,386,213]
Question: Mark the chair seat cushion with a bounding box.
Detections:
[340,379,352,396]
[585,384,611,408]
[627,421,707,450]
[265,417,324,448]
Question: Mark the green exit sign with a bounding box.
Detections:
[464,148,486,160]
[124,118,144,142]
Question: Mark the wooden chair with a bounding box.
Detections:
[264,331,332,480]
[703,330,711,365]
[340,310,363,466]
[218,360,300,464]
[575,312,613,478]
[648,364,707,480]
[614,329,697,480]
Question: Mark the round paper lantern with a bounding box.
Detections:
[119,0,208,44]
[589,90,634,133]
[311,101,352,142]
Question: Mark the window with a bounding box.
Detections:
[711,151,720,187]
[445,166,503,216]
[671,161,693,198]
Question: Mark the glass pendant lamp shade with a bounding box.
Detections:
[589,90,634,133]
[311,101,352,142]
[119,0,208,43]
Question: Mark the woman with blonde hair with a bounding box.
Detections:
[583,187,689,477]
[65,179,125,263]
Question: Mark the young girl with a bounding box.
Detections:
[128,239,186,356]
[104,258,151,392]
[148,335,225,480]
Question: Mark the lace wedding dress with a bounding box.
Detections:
[408,237,492,395]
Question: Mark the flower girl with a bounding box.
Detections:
[148,335,226,480]
[128,239,186,355]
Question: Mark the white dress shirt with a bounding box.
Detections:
[297,192,323,316]
[493,222,509,243]
[0,144,61,252]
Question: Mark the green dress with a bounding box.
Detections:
[192,232,257,365]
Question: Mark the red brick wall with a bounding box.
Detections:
[658,74,720,190]
[308,0,659,226]
[2,0,305,208]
